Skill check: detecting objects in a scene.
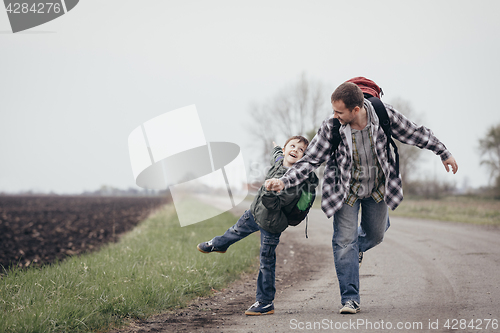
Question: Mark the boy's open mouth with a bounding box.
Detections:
[289,152,297,158]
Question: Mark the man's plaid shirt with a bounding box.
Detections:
[280,99,452,218]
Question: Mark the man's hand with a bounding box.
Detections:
[265,178,285,193]
[442,156,458,174]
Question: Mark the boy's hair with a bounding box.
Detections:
[331,82,364,111]
[283,135,309,149]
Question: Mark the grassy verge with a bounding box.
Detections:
[0,203,260,333]
[310,193,499,225]
[390,196,500,225]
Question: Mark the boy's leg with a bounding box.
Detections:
[210,210,260,251]
[357,198,389,253]
[255,228,281,304]
[332,200,361,305]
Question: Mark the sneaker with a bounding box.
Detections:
[339,300,360,314]
[245,301,275,316]
[359,252,364,268]
[197,240,226,254]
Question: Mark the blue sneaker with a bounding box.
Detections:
[245,301,274,316]
[197,240,226,254]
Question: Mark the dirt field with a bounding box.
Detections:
[0,195,168,269]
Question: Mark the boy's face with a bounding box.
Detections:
[282,139,307,167]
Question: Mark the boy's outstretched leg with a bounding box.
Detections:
[197,240,227,253]
[197,210,260,254]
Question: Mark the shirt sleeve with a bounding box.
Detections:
[279,116,334,189]
[384,103,452,161]
[271,146,283,165]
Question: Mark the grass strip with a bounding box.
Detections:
[0,203,260,333]
[390,196,500,225]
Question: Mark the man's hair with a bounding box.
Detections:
[331,82,364,111]
[284,135,309,149]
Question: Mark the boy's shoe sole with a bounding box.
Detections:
[196,244,226,253]
[245,309,274,316]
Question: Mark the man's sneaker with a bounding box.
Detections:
[359,252,364,268]
[339,300,360,314]
[245,301,275,316]
[197,240,226,254]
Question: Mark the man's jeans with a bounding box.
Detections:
[332,197,390,304]
[211,210,281,303]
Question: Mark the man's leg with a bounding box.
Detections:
[357,198,389,253]
[332,200,361,305]
[210,210,260,251]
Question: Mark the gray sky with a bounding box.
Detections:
[1,0,499,194]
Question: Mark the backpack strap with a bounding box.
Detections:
[366,96,400,175]
[305,215,308,239]
[329,118,342,154]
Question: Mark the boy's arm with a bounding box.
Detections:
[384,103,458,173]
[266,116,335,191]
[270,144,283,165]
[261,187,299,211]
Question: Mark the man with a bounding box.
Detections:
[265,78,458,314]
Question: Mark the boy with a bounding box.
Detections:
[197,136,319,315]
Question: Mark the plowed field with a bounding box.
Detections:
[0,195,169,269]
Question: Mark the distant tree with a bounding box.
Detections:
[389,97,425,189]
[479,123,500,197]
[247,73,331,164]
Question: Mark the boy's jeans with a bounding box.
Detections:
[211,210,281,303]
[332,197,390,304]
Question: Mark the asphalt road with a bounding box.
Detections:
[221,207,500,333]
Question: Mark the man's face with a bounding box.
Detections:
[282,139,307,167]
[332,100,358,125]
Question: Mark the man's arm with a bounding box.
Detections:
[442,156,458,174]
[385,104,458,174]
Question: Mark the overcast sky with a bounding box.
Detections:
[1,0,499,194]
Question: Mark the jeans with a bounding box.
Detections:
[211,210,281,303]
[332,197,390,304]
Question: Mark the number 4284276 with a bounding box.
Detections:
[6,3,62,14]
[444,319,498,330]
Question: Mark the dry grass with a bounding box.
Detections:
[390,196,500,225]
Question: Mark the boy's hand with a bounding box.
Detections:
[442,156,458,174]
[265,178,285,193]
[273,141,278,147]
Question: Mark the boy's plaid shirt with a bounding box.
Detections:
[280,100,452,218]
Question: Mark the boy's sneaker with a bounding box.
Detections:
[245,301,274,316]
[359,252,364,268]
[339,300,360,314]
[197,240,226,254]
